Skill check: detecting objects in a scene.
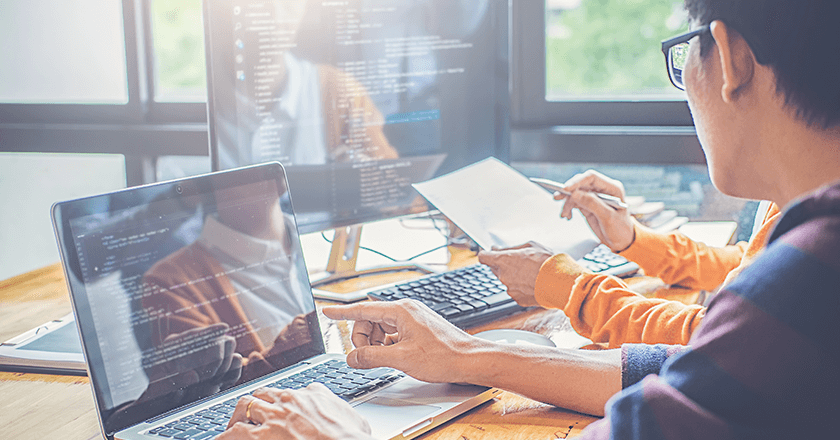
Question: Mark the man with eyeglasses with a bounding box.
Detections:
[471,21,782,352]
[215,1,840,438]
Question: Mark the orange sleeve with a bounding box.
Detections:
[619,221,747,290]
[534,254,704,348]
[532,204,781,348]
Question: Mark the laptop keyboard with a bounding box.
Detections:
[368,244,638,329]
[147,359,403,439]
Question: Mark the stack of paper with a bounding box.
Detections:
[630,201,688,233]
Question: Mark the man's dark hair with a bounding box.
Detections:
[684,0,840,129]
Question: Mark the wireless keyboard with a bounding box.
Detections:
[368,244,639,328]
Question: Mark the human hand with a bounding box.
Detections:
[556,170,635,252]
[322,300,486,384]
[219,383,372,440]
[477,241,555,307]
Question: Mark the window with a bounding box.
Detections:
[511,1,703,165]
[0,0,143,123]
[149,0,207,102]
[0,0,706,188]
[0,0,209,185]
[0,0,129,104]
[545,0,687,100]
[512,1,696,127]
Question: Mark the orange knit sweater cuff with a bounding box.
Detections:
[617,221,663,266]
[534,253,592,309]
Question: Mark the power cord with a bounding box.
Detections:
[320,231,398,262]
[320,212,453,263]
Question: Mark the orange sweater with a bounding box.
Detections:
[534,203,782,348]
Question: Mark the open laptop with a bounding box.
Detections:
[52,162,499,440]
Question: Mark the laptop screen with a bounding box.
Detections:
[52,163,324,437]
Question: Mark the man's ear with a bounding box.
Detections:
[709,20,756,103]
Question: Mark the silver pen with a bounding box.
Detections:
[530,177,628,210]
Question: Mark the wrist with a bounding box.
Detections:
[533,254,589,309]
[612,220,638,253]
[451,337,501,385]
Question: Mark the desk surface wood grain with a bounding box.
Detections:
[0,259,601,440]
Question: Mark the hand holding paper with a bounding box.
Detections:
[412,158,600,260]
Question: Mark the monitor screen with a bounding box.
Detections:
[204,0,510,233]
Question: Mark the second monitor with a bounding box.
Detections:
[204,0,510,290]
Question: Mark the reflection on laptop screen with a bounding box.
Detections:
[60,165,323,433]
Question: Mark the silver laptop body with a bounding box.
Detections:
[52,163,498,440]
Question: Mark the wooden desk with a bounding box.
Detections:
[0,255,603,440]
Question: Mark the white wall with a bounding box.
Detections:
[0,153,125,280]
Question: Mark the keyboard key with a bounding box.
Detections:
[480,292,514,307]
[454,303,475,312]
[363,367,397,379]
[174,428,204,439]
[467,300,488,311]
[438,307,462,318]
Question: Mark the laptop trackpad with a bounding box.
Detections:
[354,397,440,439]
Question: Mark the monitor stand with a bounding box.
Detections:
[309,225,436,302]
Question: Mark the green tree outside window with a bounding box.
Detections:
[546,0,686,100]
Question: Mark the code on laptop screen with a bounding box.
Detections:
[56,164,324,434]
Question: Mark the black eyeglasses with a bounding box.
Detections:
[661,25,710,90]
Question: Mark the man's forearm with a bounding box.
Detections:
[457,343,621,417]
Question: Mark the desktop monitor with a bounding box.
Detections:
[204,0,510,285]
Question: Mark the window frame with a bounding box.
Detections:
[141,0,208,124]
[510,1,696,128]
[0,0,209,186]
[0,0,707,188]
[0,0,146,124]
[508,1,704,166]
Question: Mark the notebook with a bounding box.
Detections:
[52,162,498,440]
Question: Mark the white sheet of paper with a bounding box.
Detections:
[412,157,599,259]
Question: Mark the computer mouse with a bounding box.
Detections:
[473,329,556,348]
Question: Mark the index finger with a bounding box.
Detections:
[563,170,624,198]
[477,249,498,266]
[322,302,403,328]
